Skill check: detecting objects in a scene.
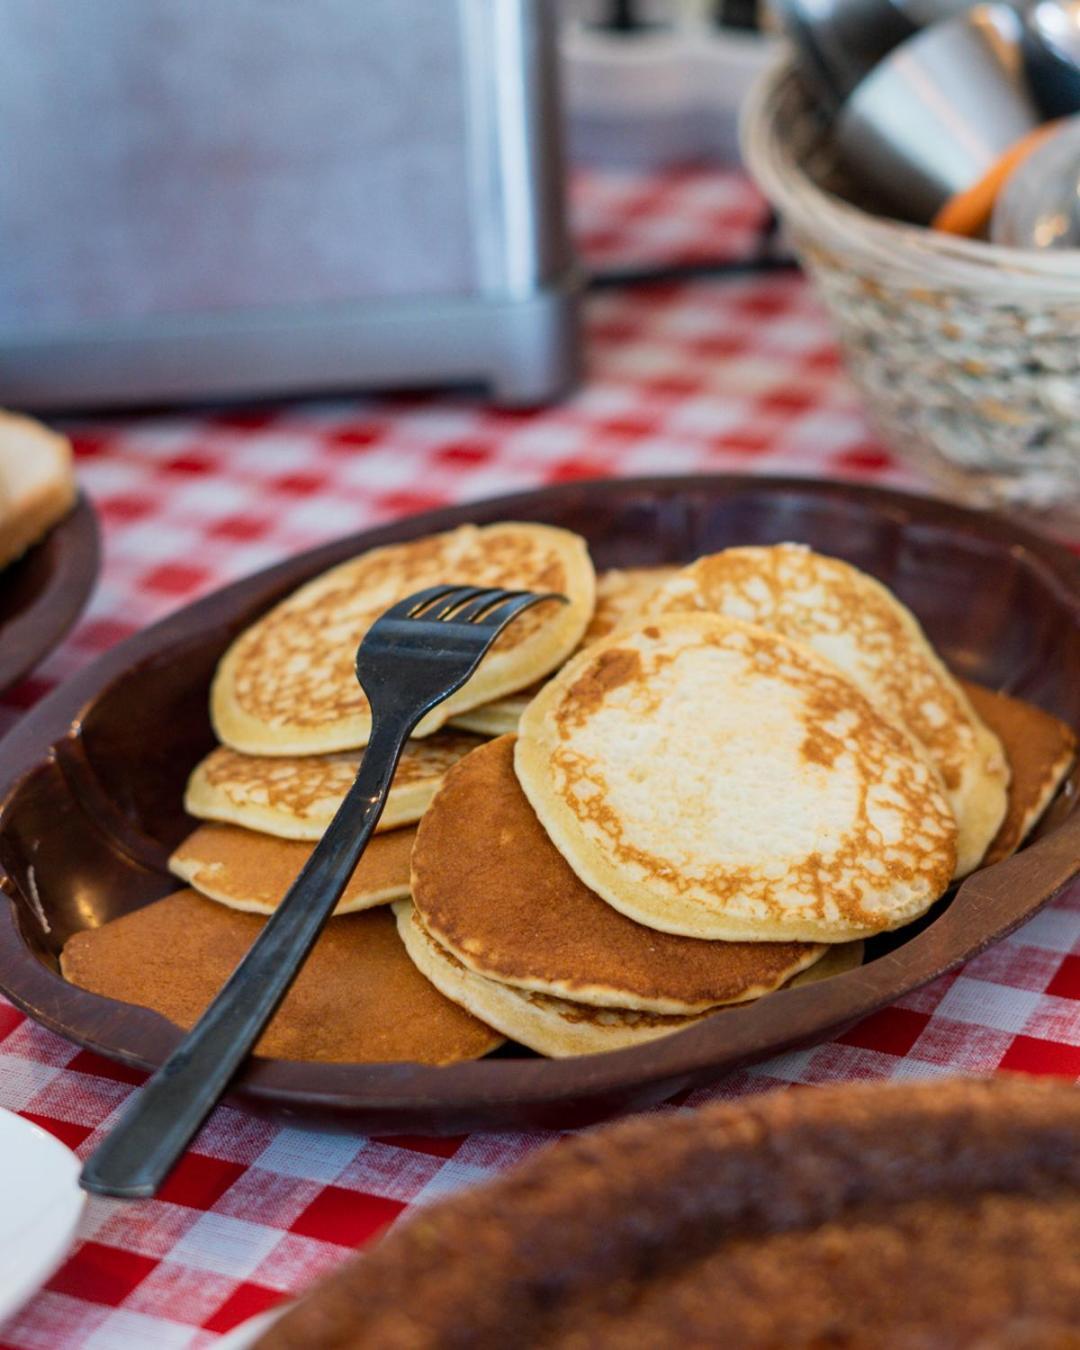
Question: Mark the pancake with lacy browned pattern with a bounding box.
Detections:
[212,523,595,754]
[650,545,1008,878]
[516,613,956,943]
[411,735,825,1013]
[184,732,482,839]
[452,565,678,736]
[169,822,414,916]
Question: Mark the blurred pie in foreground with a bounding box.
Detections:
[256,1075,1080,1348]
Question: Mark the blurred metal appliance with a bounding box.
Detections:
[0,0,579,409]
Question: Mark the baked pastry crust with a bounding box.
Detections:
[258,1076,1080,1348]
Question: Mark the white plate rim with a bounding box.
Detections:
[0,1107,86,1327]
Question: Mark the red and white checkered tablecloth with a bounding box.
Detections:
[1,168,1077,1350]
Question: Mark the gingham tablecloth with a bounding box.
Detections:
[1,169,1078,1350]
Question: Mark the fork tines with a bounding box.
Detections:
[386,585,562,626]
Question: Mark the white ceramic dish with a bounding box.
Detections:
[0,1107,85,1326]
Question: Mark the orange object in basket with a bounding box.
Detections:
[932,122,1061,239]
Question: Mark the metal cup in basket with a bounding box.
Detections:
[741,59,1080,534]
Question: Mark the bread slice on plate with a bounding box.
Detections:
[0,411,76,572]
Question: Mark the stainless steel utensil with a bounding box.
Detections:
[770,0,985,112]
[771,0,917,110]
[1024,0,1080,116]
[79,583,564,1199]
[991,111,1080,245]
[833,4,1041,224]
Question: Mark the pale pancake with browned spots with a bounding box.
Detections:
[649,545,1008,878]
[184,732,482,840]
[516,614,957,943]
[412,736,825,1013]
[394,902,703,1057]
[62,891,502,1065]
[446,689,535,738]
[452,566,678,737]
[211,523,595,754]
[788,940,864,985]
[959,680,1076,867]
[169,822,414,916]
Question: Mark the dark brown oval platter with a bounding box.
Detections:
[0,476,1077,1134]
[0,493,100,695]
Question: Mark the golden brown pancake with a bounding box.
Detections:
[394,902,704,1057]
[256,1077,1080,1349]
[184,732,483,840]
[211,522,596,754]
[960,680,1076,867]
[517,613,957,944]
[788,940,864,984]
[452,565,679,737]
[412,737,824,1013]
[61,890,501,1065]
[446,690,535,738]
[580,565,682,643]
[650,545,1010,878]
[169,822,414,916]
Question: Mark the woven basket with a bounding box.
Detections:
[741,61,1080,530]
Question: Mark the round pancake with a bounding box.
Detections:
[184,731,482,840]
[211,522,595,754]
[412,736,825,1013]
[788,940,864,985]
[394,902,703,1057]
[516,613,957,943]
[650,545,1009,879]
[959,679,1076,868]
[60,890,502,1065]
[448,693,532,738]
[169,822,414,916]
[452,565,678,737]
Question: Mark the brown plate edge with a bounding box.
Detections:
[0,474,1077,1133]
[0,493,101,695]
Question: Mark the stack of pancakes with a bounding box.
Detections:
[61,529,1076,1065]
[62,523,595,1064]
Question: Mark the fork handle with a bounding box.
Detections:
[80,716,414,1199]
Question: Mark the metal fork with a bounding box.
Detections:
[80,584,563,1198]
